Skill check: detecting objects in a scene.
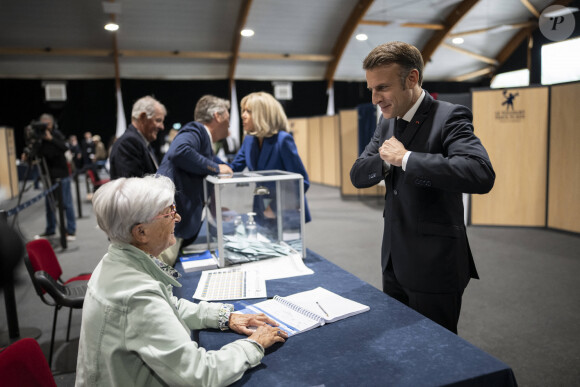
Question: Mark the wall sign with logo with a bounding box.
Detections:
[495,89,525,122]
[472,87,549,227]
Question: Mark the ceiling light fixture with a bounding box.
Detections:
[102,2,121,32]
[241,29,255,37]
[104,22,119,31]
[356,33,368,41]
[452,37,464,45]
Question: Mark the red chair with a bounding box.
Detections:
[24,239,90,367]
[0,338,57,387]
[86,168,110,191]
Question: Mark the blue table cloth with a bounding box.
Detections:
[174,249,517,387]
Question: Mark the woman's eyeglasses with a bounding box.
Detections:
[151,203,177,221]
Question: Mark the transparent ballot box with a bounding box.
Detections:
[203,170,305,267]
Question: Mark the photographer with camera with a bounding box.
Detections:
[30,113,77,241]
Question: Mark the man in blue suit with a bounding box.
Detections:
[350,42,495,333]
[157,95,232,265]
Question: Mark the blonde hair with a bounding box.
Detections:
[241,92,288,138]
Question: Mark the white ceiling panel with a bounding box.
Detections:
[0,0,107,49]
[427,45,491,80]
[117,0,241,52]
[236,60,328,81]
[240,0,357,55]
[0,0,576,82]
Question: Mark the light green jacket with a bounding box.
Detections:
[75,242,263,386]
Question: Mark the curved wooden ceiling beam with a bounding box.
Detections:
[0,47,334,63]
[520,0,541,18]
[239,52,333,62]
[448,65,495,82]
[449,0,572,82]
[421,0,480,65]
[441,43,498,65]
[492,0,572,77]
[325,0,374,89]
[448,21,537,38]
[228,0,253,88]
[450,25,534,82]
[494,26,534,66]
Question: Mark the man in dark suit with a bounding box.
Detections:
[156,95,233,265]
[350,41,495,333]
[109,96,166,179]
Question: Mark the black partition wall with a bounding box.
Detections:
[0,77,487,158]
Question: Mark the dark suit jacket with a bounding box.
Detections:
[109,125,157,179]
[157,121,222,240]
[350,92,495,293]
[230,131,311,222]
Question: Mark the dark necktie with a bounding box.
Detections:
[395,118,408,139]
[148,144,159,169]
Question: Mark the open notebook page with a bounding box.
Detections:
[283,287,370,323]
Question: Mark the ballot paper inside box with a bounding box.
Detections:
[203,170,305,267]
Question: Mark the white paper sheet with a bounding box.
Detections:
[234,253,314,280]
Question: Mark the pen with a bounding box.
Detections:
[316,301,329,317]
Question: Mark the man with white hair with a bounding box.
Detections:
[109,95,166,179]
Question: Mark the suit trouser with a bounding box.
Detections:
[382,259,463,334]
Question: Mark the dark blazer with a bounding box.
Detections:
[109,124,157,179]
[350,92,495,293]
[157,121,222,240]
[230,131,311,222]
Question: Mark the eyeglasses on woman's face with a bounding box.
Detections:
[151,203,178,221]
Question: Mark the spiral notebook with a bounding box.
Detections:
[235,287,370,336]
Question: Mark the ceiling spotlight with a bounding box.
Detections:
[356,33,368,41]
[241,29,255,37]
[104,23,119,31]
[452,37,464,45]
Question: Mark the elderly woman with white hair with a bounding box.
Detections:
[76,175,287,386]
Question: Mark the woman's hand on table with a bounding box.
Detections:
[229,313,288,347]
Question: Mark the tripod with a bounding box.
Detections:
[13,152,68,250]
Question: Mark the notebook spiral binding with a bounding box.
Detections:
[273,295,325,325]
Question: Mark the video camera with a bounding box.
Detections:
[22,121,48,160]
[30,121,48,138]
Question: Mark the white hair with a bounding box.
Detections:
[131,96,166,121]
[92,175,175,244]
